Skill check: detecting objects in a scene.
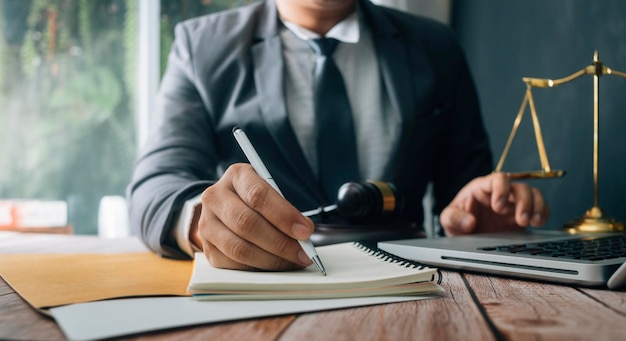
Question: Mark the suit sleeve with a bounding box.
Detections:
[126,23,219,259]
[430,31,493,215]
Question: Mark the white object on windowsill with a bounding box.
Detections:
[98,196,130,238]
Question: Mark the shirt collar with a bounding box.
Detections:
[281,10,360,43]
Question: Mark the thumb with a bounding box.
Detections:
[440,206,476,236]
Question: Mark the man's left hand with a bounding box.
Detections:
[440,172,549,236]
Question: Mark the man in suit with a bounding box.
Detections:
[127,0,548,271]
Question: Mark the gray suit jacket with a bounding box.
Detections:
[127,0,493,258]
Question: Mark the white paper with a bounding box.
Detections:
[50,295,438,340]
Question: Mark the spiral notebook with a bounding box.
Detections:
[188,242,442,301]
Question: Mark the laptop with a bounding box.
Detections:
[378,229,626,289]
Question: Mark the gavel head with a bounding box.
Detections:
[336,181,403,223]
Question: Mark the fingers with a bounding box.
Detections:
[509,181,533,226]
[508,181,548,227]
[440,172,550,235]
[196,163,313,271]
[439,206,476,236]
[529,187,549,226]
[489,172,549,227]
[200,221,304,272]
[228,164,314,241]
[488,172,513,214]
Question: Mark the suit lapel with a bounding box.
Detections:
[252,1,325,202]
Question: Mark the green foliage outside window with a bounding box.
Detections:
[0,0,253,234]
[159,0,255,75]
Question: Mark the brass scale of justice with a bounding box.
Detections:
[494,51,624,233]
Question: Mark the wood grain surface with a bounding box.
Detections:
[2,231,626,341]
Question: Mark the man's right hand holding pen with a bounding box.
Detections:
[189,163,316,272]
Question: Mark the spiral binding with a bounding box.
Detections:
[354,242,442,285]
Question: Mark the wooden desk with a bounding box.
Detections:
[2,231,626,341]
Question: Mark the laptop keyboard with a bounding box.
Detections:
[478,234,626,261]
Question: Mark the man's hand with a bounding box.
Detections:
[440,172,549,236]
[189,163,314,271]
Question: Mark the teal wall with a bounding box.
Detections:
[453,0,626,229]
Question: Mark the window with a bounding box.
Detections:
[0,0,135,235]
[0,0,251,235]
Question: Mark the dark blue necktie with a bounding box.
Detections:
[308,37,360,202]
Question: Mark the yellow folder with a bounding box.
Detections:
[0,253,192,310]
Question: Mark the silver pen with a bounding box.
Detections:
[232,127,327,276]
